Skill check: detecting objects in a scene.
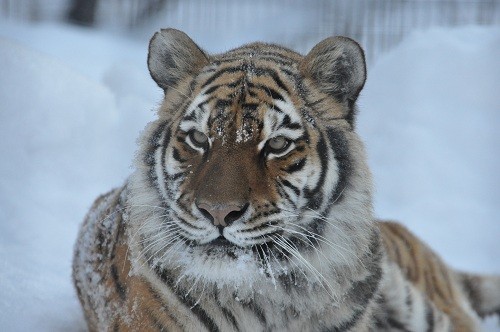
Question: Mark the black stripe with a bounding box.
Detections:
[250,83,284,101]
[239,300,267,327]
[387,317,410,331]
[213,287,240,331]
[276,181,297,209]
[425,302,435,332]
[146,282,170,306]
[220,307,239,331]
[145,121,169,166]
[282,122,302,130]
[328,308,364,332]
[242,214,280,230]
[156,268,220,332]
[161,171,185,200]
[461,275,482,316]
[184,96,214,119]
[175,197,199,219]
[165,172,184,182]
[346,232,382,305]
[204,84,224,95]
[200,66,218,74]
[284,158,306,173]
[265,102,283,114]
[405,284,413,312]
[253,244,269,271]
[346,100,357,127]
[110,213,125,259]
[276,114,302,131]
[306,97,328,108]
[182,112,197,122]
[142,282,184,330]
[172,148,186,163]
[281,179,301,197]
[212,288,240,331]
[300,107,317,126]
[96,224,106,253]
[144,151,155,167]
[304,132,328,210]
[201,66,242,89]
[215,99,232,110]
[324,234,383,332]
[253,67,290,95]
[304,219,325,247]
[248,90,258,98]
[202,80,245,96]
[110,264,126,300]
[159,126,172,186]
[286,232,319,254]
[148,311,168,332]
[241,102,260,111]
[281,114,292,126]
[374,316,386,329]
[280,67,300,78]
[177,193,205,219]
[171,211,205,231]
[325,127,352,205]
[348,262,382,308]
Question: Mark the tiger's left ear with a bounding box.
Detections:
[300,36,366,107]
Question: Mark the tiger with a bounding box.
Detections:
[73,28,500,332]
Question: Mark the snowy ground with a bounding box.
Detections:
[0,19,498,331]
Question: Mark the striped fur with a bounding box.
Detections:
[73,29,500,331]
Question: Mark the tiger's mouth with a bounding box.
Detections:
[202,232,280,261]
[203,236,248,260]
[209,236,233,247]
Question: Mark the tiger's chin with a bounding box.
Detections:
[153,238,290,291]
[171,245,265,287]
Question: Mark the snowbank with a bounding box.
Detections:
[0,20,498,330]
[358,26,500,273]
[0,24,156,330]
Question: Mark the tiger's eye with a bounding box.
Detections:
[268,136,289,152]
[190,130,209,146]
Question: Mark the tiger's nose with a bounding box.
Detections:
[196,202,248,227]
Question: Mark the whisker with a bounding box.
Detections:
[273,234,337,300]
[269,235,309,281]
[280,222,357,266]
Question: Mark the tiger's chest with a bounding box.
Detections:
[99,203,375,332]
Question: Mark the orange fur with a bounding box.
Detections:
[379,221,477,331]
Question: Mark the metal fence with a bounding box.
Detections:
[1,0,499,62]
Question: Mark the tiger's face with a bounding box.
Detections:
[129,29,373,288]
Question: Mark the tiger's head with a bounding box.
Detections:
[128,29,375,292]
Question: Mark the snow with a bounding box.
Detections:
[0,19,499,331]
[358,26,500,276]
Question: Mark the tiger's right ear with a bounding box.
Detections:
[300,36,366,104]
[148,29,209,93]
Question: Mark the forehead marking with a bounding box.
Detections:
[179,92,211,133]
[181,61,304,145]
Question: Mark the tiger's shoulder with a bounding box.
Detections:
[377,220,485,331]
[73,186,194,331]
[72,187,128,331]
